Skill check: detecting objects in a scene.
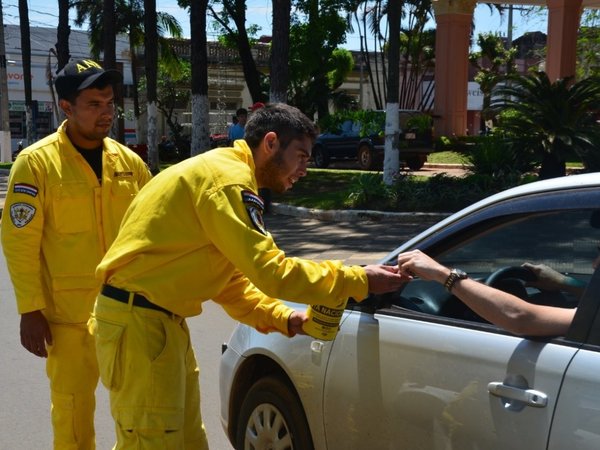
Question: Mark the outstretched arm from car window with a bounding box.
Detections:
[397,250,576,337]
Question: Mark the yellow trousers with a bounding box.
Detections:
[89,294,208,450]
[47,322,99,450]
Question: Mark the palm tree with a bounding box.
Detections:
[270,0,291,103]
[383,0,400,185]
[56,0,71,71]
[491,71,600,179]
[189,0,211,156]
[144,0,159,173]
[73,0,183,146]
[103,0,116,69]
[18,0,35,145]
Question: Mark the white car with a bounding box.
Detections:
[220,172,600,450]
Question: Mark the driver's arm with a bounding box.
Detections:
[521,262,587,298]
[397,250,576,337]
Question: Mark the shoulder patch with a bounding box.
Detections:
[13,183,38,197]
[242,190,266,235]
[10,202,36,228]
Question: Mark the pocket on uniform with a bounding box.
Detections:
[50,183,94,233]
[88,316,126,390]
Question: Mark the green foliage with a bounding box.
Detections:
[391,173,533,212]
[327,49,355,90]
[318,110,384,137]
[346,173,393,209]
[273,166,536,214]
[405,113,433,134]
[465,135,536,178]
[491,71,600,178]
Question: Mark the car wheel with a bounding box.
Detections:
[236,376,314,450]
[357,143,374,170]
[312,146,329,168]
[406,156,426,171]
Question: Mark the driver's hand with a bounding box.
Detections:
[521,263,567,291]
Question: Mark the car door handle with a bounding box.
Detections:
[487,382,548,408]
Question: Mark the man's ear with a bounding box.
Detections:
[59,99,72,117]
[263,131,277,155]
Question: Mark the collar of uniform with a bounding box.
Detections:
[232,139,256,175]
[57,119,108,160]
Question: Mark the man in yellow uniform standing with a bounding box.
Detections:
[91,103,408,449]
[1,59,152,450]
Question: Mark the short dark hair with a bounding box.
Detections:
[244,103,317,150]
[236,108,248,117]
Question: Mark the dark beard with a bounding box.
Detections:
[257,149,288,194]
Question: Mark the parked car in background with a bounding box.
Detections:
[220,172,600,450]
[312,109,434,170]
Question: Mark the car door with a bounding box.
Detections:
[322,203,599,450]
[547,268,600,449]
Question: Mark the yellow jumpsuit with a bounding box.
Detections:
[1,121,152,450]
[92,140,369,449]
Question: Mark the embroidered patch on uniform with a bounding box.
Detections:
[242,190,266,235]
[10,202,36,228]
[114,171,133,177]
[13,183,38,197]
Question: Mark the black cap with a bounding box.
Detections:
[54,59,122,99]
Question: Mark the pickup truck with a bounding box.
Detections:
[312,110,433,170]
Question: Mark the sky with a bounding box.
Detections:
[4,1,549,51]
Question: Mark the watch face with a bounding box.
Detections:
[455,269,468,278]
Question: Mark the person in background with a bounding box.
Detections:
[227,107,248,143]
[90,103,408,449]
[1,59,152,450]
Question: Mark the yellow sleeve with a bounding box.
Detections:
[1,155,47,313]
[213,270,294,336]
[200,185,369,308]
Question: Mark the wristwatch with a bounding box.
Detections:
[444,268,468,292]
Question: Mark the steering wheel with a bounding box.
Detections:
[484,266,537,300]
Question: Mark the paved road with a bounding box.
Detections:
[0,167,446,449]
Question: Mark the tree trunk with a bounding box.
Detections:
[190,0,210,156]
[383,0,401,185]
[270,0,291,103]
[19,0,35,145]
[56,0,71,71]
[128,32,141,144]
[144,0,159,173]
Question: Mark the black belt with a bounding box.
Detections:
[101,284,172,315]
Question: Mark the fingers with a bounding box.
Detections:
[20,334,48,358]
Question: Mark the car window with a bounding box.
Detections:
[376,208,599,324]
[437,209,597,279]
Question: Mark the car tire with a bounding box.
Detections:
[406,156,426,171]
[236,376,314,450]
[312,146,330,168]
[357,143,375,170]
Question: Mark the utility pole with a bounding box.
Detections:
[0,2,11,162]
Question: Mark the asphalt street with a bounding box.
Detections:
[0,168,447,449]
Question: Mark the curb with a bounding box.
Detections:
[271,203,451,223]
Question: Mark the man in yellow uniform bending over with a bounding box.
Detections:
[92,103,408,449]
[1,59,152,449]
